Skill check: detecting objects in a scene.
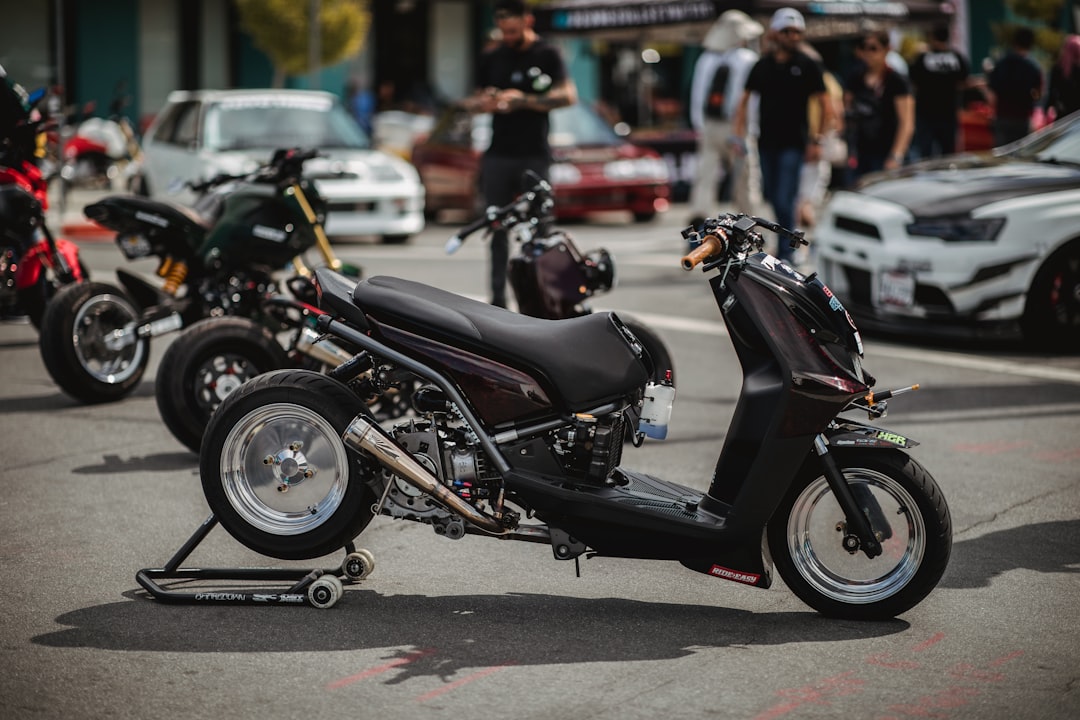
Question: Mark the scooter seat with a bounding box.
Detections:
[317,270,649,412]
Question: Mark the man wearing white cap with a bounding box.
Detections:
[732,7,834,263]
[687,10,764,227]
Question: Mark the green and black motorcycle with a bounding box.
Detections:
[39,148,352,404]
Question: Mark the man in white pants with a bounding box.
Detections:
[687,10,763,227]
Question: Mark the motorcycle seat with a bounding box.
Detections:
[317,270,649,413]
[84,195,217,235]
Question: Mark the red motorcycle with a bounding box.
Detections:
[1,84,87,326]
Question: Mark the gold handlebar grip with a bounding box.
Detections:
[680,233,727,271]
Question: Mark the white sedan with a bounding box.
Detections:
[816,112,1080,349]
[135,89,425,244]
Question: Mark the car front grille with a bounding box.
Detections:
[840,264,955,315]
[328,201,376,214]
[834,215,882,240]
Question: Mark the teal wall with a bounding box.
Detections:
[74,0,139,121]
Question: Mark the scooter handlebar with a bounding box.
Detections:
[680,233,727,271]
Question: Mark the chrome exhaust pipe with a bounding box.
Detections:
[342,415,506,535]
[297,326,355,366]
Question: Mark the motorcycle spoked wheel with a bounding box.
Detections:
[155,316,289,454]
[622,316,675,386]
[39,281,150,404]
[19,258,90,330]
[200,369,379,561]
[767,449,952,620]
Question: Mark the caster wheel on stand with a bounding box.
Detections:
[342,549,375,581]
[307,574,344,609]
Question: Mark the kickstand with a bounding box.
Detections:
[134,513,367,609]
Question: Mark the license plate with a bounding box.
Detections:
[879,270,915,308]
[117,234,153,259]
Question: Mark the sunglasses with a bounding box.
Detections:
[779,27,803,36]
[861,44,885,52]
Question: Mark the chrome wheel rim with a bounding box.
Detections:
[786,469,925,605]
[72,292,145,384]
[194,352,259,416]
[219,402,350,535]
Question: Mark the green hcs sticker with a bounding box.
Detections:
[877,431,907,446]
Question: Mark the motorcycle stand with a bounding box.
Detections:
[135,514,374,609]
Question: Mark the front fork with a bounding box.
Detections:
[813,435,884,559]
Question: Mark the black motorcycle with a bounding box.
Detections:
[445,173,674,385]
[198,213,951,620]
[38,148,349,404]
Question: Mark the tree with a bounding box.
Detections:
[235,0,371,87]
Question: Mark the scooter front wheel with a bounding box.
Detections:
[767,449,951,620]
[39,281,149,403]
[200,369,378,560]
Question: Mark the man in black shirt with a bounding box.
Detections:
[910,23,970,159]
[732,7,831,263]
[462,0,577,307]
[988,26,1043,146]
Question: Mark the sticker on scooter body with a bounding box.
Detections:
[828,421,918,449]
[708,565,762,585]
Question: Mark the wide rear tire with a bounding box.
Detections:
[1021,240,1080,351]
[200,369,378,560]
[767,449,951,620]
[39,281,150,403]
[156,316,289,453]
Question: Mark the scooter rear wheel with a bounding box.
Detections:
[39,281,149,403]
[156,316,289,453]
[767,449,951,620]
[200,369,378,560]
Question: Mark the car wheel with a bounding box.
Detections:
[380,234,411,245]
[633,211,656,223]
[1021,240,1080,351]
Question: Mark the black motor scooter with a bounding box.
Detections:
[445,172,674,385]
[196,213,951,619]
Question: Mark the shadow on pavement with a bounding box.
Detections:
[33,591,906,682]
[940,519,1080,589]
[71,451,196,474]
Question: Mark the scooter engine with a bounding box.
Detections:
[551,411,625,485]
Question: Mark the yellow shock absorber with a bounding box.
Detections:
[289,183,342,271]
[161,260,189,295]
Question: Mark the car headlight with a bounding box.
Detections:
[550,163,582,185]
[905,216,1005,243]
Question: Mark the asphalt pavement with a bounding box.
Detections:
[2,189,1079,719]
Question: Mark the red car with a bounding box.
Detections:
[411,104,670,222]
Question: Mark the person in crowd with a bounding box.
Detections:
[843,26,913,184]
[909,22,970,159]
[461,0,577,308]
[732,7,833,263]
[796,41,844,229]
[1045,34,1080,122]
[687,9,763,227]
[988,26,1043,146]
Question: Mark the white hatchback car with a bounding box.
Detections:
[816,113,1080,348]
[135,89,425,243]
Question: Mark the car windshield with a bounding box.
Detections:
[1003,113,1080,165]
[204,95,370,151]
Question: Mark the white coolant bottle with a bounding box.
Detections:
[638,370,675,440]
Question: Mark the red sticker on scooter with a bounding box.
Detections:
[708,565,761,585]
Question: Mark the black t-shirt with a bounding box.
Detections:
[845,68,910,157]
[476,38,567,158]
[744,51,826,149]
[988,52,1043,120]
[909,49,969,118]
